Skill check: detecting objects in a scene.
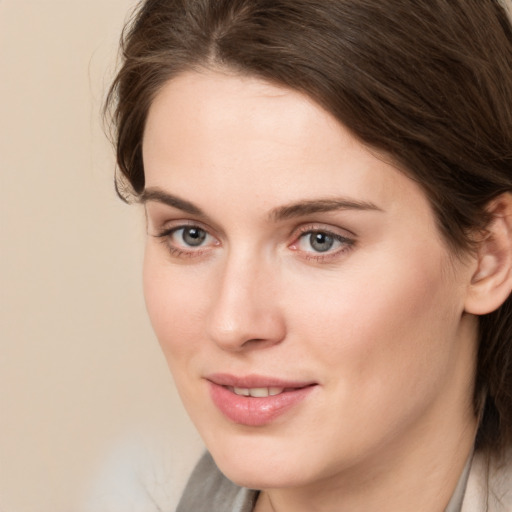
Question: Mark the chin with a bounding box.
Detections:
[217,457,304,490]
[204,434,328,490]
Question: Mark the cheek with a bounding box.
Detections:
[275,254,467,460]
[142,248,207,362]
[287,250,464,392]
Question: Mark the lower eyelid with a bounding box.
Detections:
[300,243,355,263]
[156,236,212,259]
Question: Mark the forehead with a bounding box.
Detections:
[143,69,347,168]
[142,70,430,223]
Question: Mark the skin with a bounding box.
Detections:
[141,69,481,512]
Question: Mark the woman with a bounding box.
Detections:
[106,1,512,510]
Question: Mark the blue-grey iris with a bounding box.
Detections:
[183,227,207,246]
[310,232,334,252]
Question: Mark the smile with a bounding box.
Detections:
[206,374,317,426]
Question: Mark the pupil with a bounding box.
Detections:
[311,232,333,252]
[183,228,206,246]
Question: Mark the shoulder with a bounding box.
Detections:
[176,452,258,512]
[462,449,512,512]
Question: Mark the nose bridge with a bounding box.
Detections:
[207,246,284,350]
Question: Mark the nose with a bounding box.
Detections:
[206,253,286,352]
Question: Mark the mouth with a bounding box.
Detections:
[205,374,317,427]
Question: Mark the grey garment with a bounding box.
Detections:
[176,452,258,512]
[445,453,473,512]
[176,452,472,512]
[461,449,512,512]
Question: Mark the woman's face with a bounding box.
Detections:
[142,70,478,490]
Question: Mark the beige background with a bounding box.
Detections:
[0,1,203,511]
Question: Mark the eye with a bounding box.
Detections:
[290,227,355,260]
[154,223,219,258]
[173,226,208,247]
[301,232,338,253]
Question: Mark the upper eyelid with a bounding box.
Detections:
[292,222,357,239]
[294,228,355,248]
[145,207,227,239]
[155,225,218,247]
[150,217,214,235]
[298,231,354,244]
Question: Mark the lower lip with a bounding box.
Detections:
[208,382,316,427]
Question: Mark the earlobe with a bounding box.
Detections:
[465,193,512,315]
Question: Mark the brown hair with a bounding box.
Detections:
[106,0,512,454]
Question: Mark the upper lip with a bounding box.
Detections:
[205,373,317,389]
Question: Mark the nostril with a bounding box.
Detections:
[243,338,265,345]
[241,337,280,350]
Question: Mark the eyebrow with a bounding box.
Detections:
[269,198,383,221]
[140,188,205,216]
[140,187,382,221]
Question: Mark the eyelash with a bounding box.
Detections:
[153,223,355,262]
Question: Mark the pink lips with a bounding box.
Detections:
[206,373,317,427]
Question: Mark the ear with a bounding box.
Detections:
[465,193,512,315]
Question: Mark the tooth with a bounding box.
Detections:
[232,387,286,397]
[249,387,269,397]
